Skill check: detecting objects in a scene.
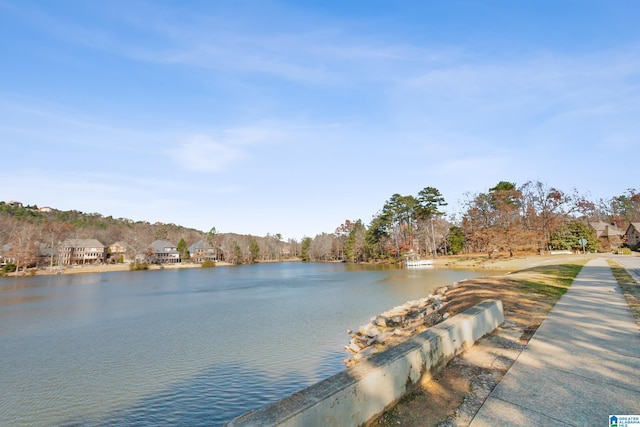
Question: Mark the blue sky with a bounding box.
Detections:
[1,1,639,239]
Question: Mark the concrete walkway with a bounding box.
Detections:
[470,258,640,426]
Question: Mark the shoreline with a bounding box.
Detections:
[2,253,592,278]
[5,258,307,277]
[5,260,234,277]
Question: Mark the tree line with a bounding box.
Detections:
[1,180,639,270]
[300,181,639,262]
[0,205,301,270]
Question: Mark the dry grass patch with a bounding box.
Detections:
[441,263,582,330]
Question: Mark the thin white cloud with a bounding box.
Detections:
[170,134,243,172]
[169,124,284,172]
[385,46,640,165]
[6,2,449,85]
[404,47,640,115]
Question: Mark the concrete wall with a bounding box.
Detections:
[227,299,504,427]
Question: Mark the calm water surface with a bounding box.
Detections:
[0,262,495,426]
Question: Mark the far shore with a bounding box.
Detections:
[10,261,234,277]
[1,252,617,278]
[13,258,307,277]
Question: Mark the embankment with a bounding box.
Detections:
[227,299,504,427]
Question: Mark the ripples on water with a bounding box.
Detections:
[89,362,331,426]
[0,263,492,426]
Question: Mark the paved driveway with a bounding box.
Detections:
[609,253,640,282]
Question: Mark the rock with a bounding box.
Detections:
[393,328,411,337]
[342,275,475,367]
[418,298,431,308]
[348,342,362,353]
[358,324,372,335]
[352,336,368,348]
[374,315,388,327]
[405,308,419,317]
[375,332,394,344]
[366,327,381,338]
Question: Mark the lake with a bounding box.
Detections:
[0,262,494,426]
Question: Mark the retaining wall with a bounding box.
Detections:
[227,299,504,427]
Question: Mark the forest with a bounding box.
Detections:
[1,180,639,270]
[303,181,639,262]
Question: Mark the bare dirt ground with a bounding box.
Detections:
[371,253,586,427]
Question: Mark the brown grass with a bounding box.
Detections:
[607,259,640,327]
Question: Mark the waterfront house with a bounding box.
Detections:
[147,240,181,264]
[625,223,640,249]
[60,239,107,265]
[109,241,129,263]
[589,221,625,251]
[188,240,217,263]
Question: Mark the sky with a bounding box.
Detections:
[1,1,639,240]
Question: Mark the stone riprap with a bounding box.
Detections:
[344,285,451,367]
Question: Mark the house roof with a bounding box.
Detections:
[61,239,105,248]
[188,240,214,252]
[589,221,624,238]
[149,240,178,253]
[625,222,640,233]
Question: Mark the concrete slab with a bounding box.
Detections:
[512,347,640,393]
[487,356,640,423]
[470,397,567,427]
[470,258,640,426]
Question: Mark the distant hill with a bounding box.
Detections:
[0,201,300,269]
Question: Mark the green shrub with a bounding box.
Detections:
[201,259,216,268]
[129,262,148,271]
[2,263,17,273]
